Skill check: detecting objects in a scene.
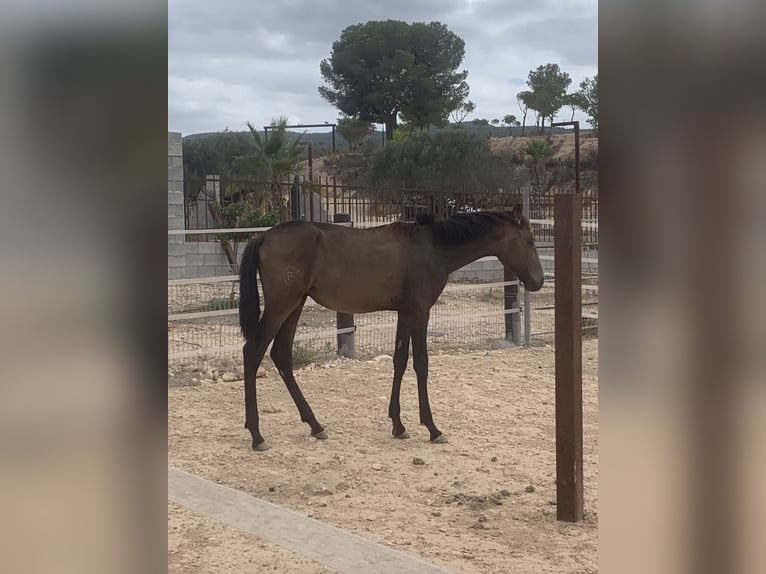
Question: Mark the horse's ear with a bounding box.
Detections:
[512,204,524,224]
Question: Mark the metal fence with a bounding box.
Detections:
[170,181,597,371]
[168,276,597,371]
[184,177,594,227]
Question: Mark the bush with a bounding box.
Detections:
[368,129,524,189]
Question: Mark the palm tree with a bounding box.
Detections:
[524,139,554,195]
[233,116,306,218]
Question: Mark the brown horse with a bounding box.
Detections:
[238,204,544,451]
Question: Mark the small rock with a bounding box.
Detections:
[438,527,447,533]
[490,456,497,462]
[431,511,441,517]
[548,500,557,506]
[372,354,392,362]
[222,372,237,382]
[478,515,488,523]
[412,457,425,466]
[309,481,336,495]
[500,489,511,497]
[525,485,535,493]
[257,367,268,378]
[319,502,327,507]
[268,486,275,492]
[371,463,383,471]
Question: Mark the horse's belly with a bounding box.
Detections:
[307,273,400,313]
[308,291,395,314]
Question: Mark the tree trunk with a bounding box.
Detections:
[521,111,527,135]
[385,116,397,141]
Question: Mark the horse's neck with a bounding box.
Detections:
[436,235,501,274]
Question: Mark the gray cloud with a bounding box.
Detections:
[169,0,597,135]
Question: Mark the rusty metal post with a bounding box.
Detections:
[290,175,300,220]
[551,121,583,522]
[504,268,521,345]
[308,144,315,222]
[333,213,355,358]
[523,186,532,346]
[308,143,313,181]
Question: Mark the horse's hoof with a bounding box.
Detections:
[394,431,410,439]
[312,430,328,440]
[430,434,448,444]
[252,440,271,452]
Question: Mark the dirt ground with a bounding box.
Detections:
[168,340,598,573]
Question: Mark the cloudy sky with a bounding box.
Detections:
[168,0,597,136]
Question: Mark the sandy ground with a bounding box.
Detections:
[168,339,598,573]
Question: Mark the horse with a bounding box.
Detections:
[238,204,544,451]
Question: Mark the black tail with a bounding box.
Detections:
[239,236,263,341]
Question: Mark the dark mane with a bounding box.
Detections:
[425,211,520,247]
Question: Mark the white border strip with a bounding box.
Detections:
[444,280,519,291]
[539,254,599,264]
[168,308,239,321]
[529,218,598,230]
[168,275,239,286]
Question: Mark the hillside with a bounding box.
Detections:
[299,134,598,186]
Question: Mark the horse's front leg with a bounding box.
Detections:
[410,311,446,443]
[388,312,411,439]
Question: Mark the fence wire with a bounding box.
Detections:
[168,273,597,373]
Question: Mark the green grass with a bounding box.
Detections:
[292,343,319,369]
[204,297,238,311]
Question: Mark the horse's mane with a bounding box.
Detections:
[418,211,523,247]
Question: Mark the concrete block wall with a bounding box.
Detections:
[449,257,504,283]
[168,132,186,280]
[180,241,246,279]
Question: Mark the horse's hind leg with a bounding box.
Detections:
[270,297,326,439]
[411,312,445,443]
[243,307,293,451]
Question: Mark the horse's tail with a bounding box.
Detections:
[239,235,263,342]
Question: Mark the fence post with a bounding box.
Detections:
[290,175,301,220]
[523,186,532,346]
[333,213,355,358]
[551,120,583,523]
[504,267,521,346]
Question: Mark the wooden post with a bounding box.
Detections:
[550,120,583,522]
[333,213,355,358]
[553,191,583,522]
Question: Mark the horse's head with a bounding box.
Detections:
[498,204,544,292]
